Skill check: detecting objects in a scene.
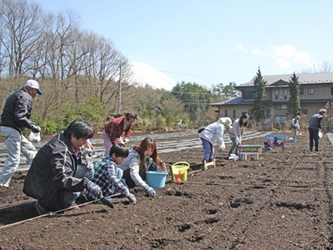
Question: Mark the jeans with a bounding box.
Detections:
[63,164,94,206]
[201,138,214,163]
[0,126,37,185]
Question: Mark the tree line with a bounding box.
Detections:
[0,0,238,134]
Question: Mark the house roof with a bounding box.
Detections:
[210,96,243,106]
[239,72,333,87]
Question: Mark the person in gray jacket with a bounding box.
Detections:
[23,119,103,215]
[228,113,250,156]
[308,108,327,152]
[0,79,42,188]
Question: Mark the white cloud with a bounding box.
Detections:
[252,44,316,70]
[129,61,176,90]
[276,58,292,69]
[235,44,247,52]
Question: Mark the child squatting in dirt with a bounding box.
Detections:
[84,143,136,204]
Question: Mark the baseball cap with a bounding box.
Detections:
[25,79,43,95]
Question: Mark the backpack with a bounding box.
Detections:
[197,126,205,133]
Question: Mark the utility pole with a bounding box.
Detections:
[117,63,122,114]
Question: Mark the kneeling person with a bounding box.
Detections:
[23,119,103,214]
[85,143,136,204]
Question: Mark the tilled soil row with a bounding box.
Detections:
[1,132,333,249]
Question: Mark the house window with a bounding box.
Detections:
[243,90,254,99]
[225,110,228,117]
[331,87,333,95]
[275,90,279,100]
[266,109,271,118]
[308,88,314,95]
[300,88,304,95]
[279,90,283,100]
[275,116,287,123]
[233,110,236,118]
[275,104,287,110]
[302,109,308,114]
[284,89,288,100]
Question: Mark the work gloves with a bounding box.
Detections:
[235,137,240,145]
[86,181,103,199]
[219,141,226,152]
[124,138,129,144]
[144,186,156,197]
[126,193,137,204]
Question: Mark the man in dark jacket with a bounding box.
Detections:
[23,119,103,215]
[0,79,42,187]
[308,108,327,152]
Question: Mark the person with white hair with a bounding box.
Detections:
[0,79,43,188]
[198,117,232,168]
[291,115,301,140]
[308,108,327,152]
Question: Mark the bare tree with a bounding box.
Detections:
[301,61,333,73]
[83,34,130,106]
[0,0,44,76]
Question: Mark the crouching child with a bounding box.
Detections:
[84,143,136,204]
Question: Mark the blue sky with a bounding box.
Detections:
[34,0,333,90]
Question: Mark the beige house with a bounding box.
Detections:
[211,72,333,122]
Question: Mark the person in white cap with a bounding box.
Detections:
[198,117,232,168]
[0,79,43,187]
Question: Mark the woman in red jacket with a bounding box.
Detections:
[102,112,137,156]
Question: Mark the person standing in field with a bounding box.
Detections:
[102,112,137,156]
[291,115,300,140]
[308,108,327,152]
[0,79,42,188]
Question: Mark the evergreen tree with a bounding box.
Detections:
[287,72,301,117]
[172,81,212,124]
[251,68,267,122]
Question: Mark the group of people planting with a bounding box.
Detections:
[0,79,329,215]
[23,115,165,215]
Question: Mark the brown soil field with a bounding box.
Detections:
[1,130,333,249]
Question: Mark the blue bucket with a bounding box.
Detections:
[291,139,296,143]
[146,163,167,188]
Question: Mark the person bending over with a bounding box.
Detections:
[118,137,164,198]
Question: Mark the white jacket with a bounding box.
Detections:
[199,119,226,148]
[118,149,148,189]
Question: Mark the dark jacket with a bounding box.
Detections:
[23,133,89,211]
[308,114,323,130]
[0,87,35,133]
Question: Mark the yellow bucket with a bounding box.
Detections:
[171,162,190,181]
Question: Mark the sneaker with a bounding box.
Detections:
[35,201,50,215]
[0,183,9,188]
